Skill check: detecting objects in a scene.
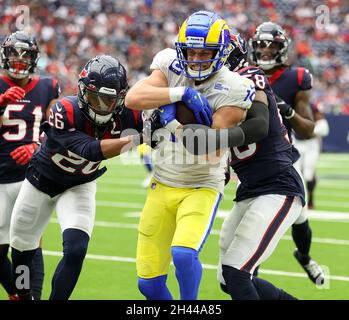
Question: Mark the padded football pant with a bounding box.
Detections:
[218,194,302,284]
[10,179,96,251]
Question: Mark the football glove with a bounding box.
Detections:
[143,109,163,149]
[275,95,295,119]
[10,143,38,165]
[158,103,176,127]
[182,87,213,126]
[0,86,26,109]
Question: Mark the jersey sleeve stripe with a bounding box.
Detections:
[131,109,139,125]
[297,68,305,87]
[60,98,75,127]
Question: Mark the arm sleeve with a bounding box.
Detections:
[53,79,61,98]
[239,99,269,145]
[149,48,177,77]
[214,73,255,112]
[48,127,105,161]
[299,68,313,90]
[48,101,105,161]
[180,100,269,155]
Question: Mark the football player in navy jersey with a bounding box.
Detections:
[294,103,329,209]
[9,55,145,300]
[168,31,303,299]
[0,31,60,300]
[250,22,324,285]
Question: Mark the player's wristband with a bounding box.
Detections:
[169,87,185,103]
[165,119,181,133]
[284,109,295,119]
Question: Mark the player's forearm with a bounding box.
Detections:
[126,83,183,110]
[100,134,141,159]
[288,115,315,139]
[180,101,269,155]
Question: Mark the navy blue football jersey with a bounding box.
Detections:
[28,96,142,197]
[267,66,312,138]
[230,66,305,205]
[0,75,60,183]
[267,66,312,163]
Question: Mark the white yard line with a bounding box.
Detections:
[42,250,349,282]
[49,218,349,246]
[94,201,349,222]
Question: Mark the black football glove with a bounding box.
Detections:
[274,95,295,119]
[142,110,163,149]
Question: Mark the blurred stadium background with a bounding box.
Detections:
[0,0,348,299]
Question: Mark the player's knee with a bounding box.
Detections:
[62,229,89,265]
[171,246,198,272]
[13,203,38,229]
[222,264,250,285]
[10,203,41,250]
[138,275,167,300]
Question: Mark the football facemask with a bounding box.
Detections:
[80,83,127,125]
[6,46,35,79]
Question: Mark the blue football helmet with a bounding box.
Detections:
[175,10,232,80]
[78,55,128,125]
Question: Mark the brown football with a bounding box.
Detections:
[175,101,197,125]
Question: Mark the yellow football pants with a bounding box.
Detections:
[136,178,222,278]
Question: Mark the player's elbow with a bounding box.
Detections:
[125,90,146,110]
[298,124,315,139]
[125,93,139,110]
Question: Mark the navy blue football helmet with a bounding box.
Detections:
[78,55,128,125]
[0,31,40,79]
[250,22,290,70]
[226,30,248,72]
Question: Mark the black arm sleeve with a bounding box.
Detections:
[239,100,269,145]
[181,100,269,155]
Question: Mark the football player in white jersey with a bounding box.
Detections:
[126,10,255,300]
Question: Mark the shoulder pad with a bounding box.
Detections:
[48,98,75,130]
[238,66,268,90]
[297,67,313,90]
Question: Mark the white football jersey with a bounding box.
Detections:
[150,48,254,193]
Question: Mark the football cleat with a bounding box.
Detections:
[293,249,325,285]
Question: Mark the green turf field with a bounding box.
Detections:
[1,152,348,300]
